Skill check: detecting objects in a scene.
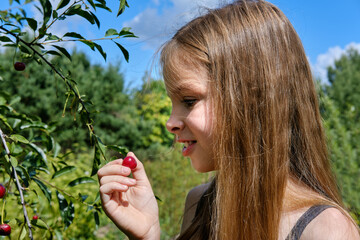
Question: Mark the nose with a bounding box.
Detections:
[166,113,184,134]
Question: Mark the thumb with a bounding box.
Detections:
[126,152,150,185]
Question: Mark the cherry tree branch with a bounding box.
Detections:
[0,25,94,134]
[0,128,33,240]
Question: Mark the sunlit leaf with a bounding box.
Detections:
[68,177,97,187]
[27,143,47,164]
[10,156,18,167]
[117,0,128,17]
[10,134,30,144]
[40,0,52,26]
[33,178,52,203]
[56,0,70,10]
[52,166,76,179]
[31,218,48,229]
[106,145,128,155]
[56,191,74,229]
[80,40,95,50]
[105,28,118,37]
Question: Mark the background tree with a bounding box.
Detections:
[320,48,360,223]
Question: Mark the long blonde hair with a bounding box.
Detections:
[161,1,347,239]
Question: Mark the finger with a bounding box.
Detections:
[98,164,131,179]
[126,152,150,184]
[100,175,137,186]
[100,182,129,202]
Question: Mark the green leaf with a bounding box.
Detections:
[94,42,106,61]
[56,191,74,229]
[52,10,58,19]
[56,0,70,10]
[40,0,53,26]
[67,177,97,187]
[31,218,48,229]
[45,50,62,57]
[10,156,18,167]
[10,134,30,144]
[25,18,37,31]
[94,211,100,229]
[52,45,72,61]
[16,165,31,184]
[52,166,76,179]
[28,143,47,164]
[80,40,95,51]
[94,3,112,12]
[87,0,96,10]
[114,42,129,62]
[89,11,100,28]
[20,121,49,130]
[95,136,106,158]
[53,142,61,158]
[105,28,118,37]
[91,145,101,176]
[117,0,128,17]
[63,32,85,39]
[33,178,52,203]
[106,145,128,155]
[0,36,13,43]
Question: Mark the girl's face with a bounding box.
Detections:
[165,64,215,173]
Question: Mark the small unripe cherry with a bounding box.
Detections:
[32,215,39,220]
[0,223,11,236]
[122,156,137,170]
[14,62,26,71]
[0,184,5,198]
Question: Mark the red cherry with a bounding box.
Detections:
[32,215,39,220]
[0,184,5,198]
[14,62,26,71]
[122,156,137,170]
[0,223,11,236]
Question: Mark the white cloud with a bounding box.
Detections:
[123,0,232,49]
[312,42,360,84]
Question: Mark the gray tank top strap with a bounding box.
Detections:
[285,205,333,240]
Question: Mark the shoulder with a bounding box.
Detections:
[180,182,211,234]
[302,207,360,240]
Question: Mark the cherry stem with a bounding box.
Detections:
[0,127,33,240]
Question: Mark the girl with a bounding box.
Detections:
[97,0,360,239]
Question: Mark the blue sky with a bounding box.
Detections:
[2,0,360,88]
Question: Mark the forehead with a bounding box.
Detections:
[163,50,210,97]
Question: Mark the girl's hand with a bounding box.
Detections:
[98,152,160,240]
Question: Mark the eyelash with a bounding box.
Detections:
[182,98,197,107]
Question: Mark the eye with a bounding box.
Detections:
[182,98,197,107]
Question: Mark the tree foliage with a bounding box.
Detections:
[0,0,136,239]
[320,48,360,222]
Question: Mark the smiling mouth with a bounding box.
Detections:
[183,141,197,147]
[182,141,197,155]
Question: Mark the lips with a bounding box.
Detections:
[181,140,197,156]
